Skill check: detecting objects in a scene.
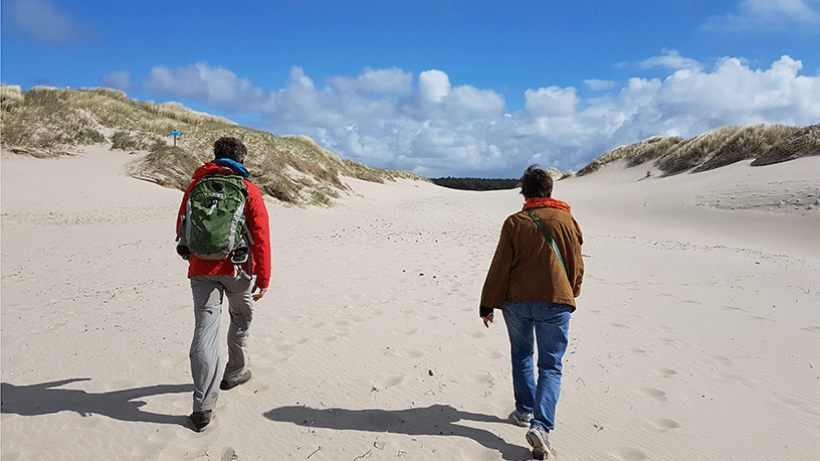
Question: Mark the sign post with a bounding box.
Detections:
[171,130,181,146]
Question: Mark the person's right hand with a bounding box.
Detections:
[252,285,267,301]
[482,313,494,328]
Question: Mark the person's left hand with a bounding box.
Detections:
[482,313,494,328]
[252,285,268,301]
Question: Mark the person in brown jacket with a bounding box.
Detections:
[480,165,584,460]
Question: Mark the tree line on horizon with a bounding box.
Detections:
[430,177,518,191]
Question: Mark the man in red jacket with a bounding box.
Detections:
[176,137,271,432]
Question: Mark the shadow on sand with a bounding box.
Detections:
[264,404,531,460]
[1,378,192,426]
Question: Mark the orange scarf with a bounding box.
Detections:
[523,197,571,213]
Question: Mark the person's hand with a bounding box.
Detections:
[482,313,494,328]
[252,285,268,301]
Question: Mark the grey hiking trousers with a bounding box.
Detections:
[189,273,254,412]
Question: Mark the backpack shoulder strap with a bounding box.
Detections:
[525,209,568,277]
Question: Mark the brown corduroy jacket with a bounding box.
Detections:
[480,205,584,317]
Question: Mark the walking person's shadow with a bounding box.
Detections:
[1,378,192,426]
[264,404,531,460]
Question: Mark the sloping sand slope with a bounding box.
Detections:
[2,147,818,460]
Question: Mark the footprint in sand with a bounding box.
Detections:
[157,444,198,460]
[655,368,678,378]
[480,349,505,360]
[613,447,649,461]
[275,344,297,353]
[646,418,681,432]
[161,352,189,367]
[710,354,735,366]
[397,347,424,358]
[467,372,494,385]
[640,387,668,402]
[279,313,303,323]
[373,373,406,389]
[29,322,66,334]
[717,371,757,387]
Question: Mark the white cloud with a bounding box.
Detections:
[741,0,820,21]
[525,87,579,116]
[705,0,820,31]
[142,62,276,112]
[640,49,704,72]
[100,70,133,91]
[584,79,619,91]
[8,0,98,44]
[140,55,820,177]
[328,67,413,96]
[443,85,506,121]
[418,70,451,102]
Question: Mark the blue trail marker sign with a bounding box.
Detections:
[171,130,181,146]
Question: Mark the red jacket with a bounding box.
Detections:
[177,162,271,289]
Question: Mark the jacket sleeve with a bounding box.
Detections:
[479,216,514,315]
[245,181,272,289]
[570,218,584,298]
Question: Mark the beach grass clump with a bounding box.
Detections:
[75,128,107,144]
[752,124,820,166]
[1,84,25,112]
[126,145,203,190]
[110,131,140,150]
[656,125,743,174]
[693,124,798,172]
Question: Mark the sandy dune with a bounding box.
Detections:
[2,147,819,460]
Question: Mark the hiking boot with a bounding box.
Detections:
[189,410,212,432]
[510,410,534,427]
[526,425,552,460]
[220,369,252,390]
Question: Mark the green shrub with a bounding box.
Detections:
[111,131,139,150]
[310,191,332,207]
[75,128,107,144]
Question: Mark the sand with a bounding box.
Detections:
[2,147,819,461]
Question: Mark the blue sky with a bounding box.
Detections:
[2,0,819,177]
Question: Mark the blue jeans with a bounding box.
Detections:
[502,301,572,431]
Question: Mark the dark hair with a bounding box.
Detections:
[519,164,553,198]
[213,137,247,164]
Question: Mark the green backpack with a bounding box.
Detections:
[177,174,252,261]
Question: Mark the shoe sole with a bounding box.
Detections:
[220,371,252,390]
[526,432,548,460]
